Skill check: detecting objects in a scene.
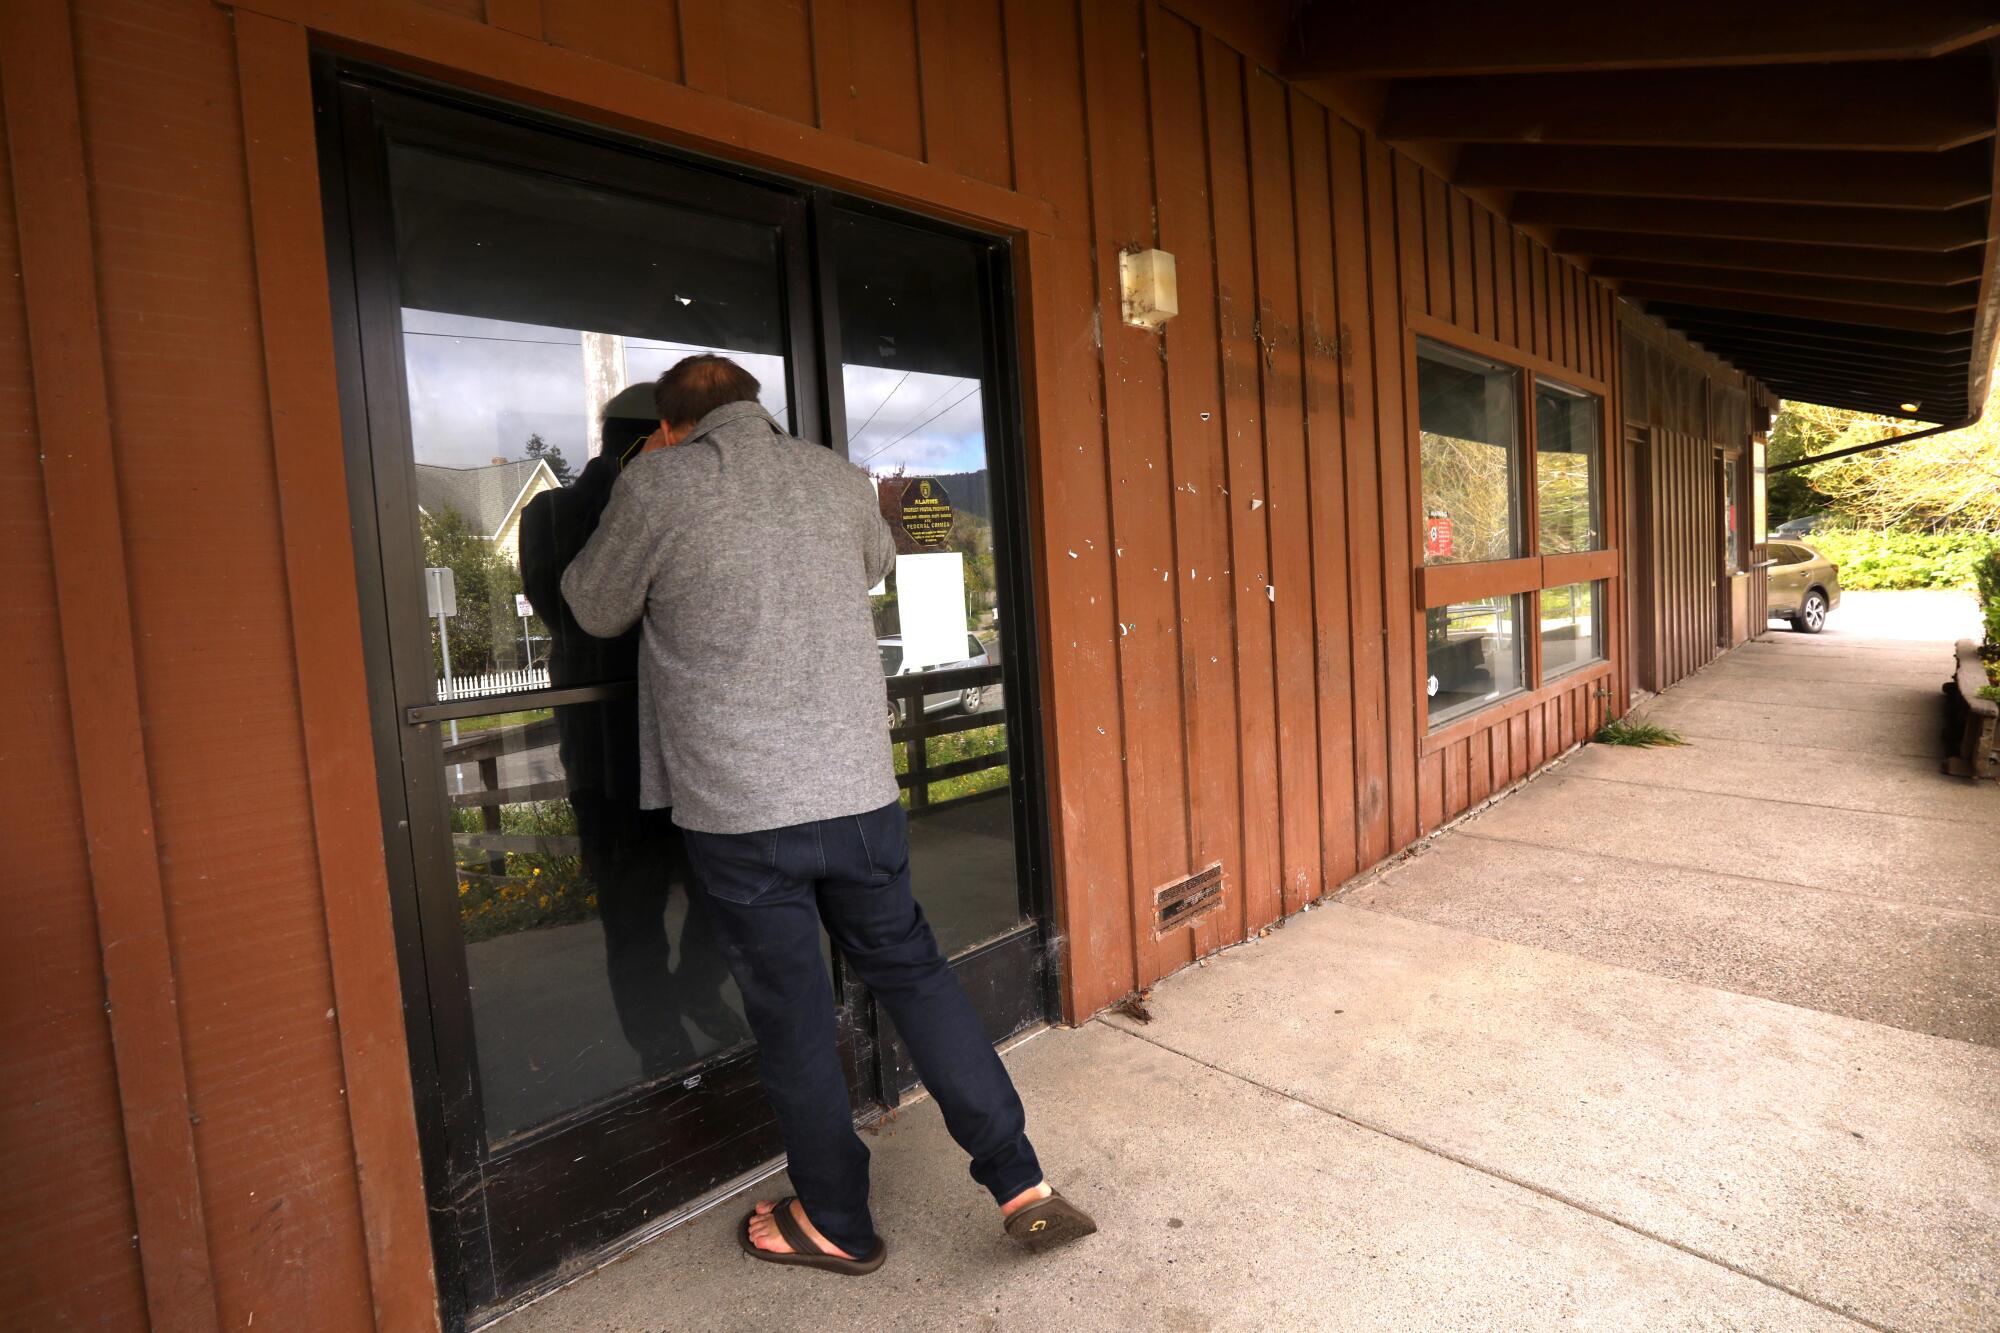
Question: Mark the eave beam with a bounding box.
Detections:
[1287,2,2000,78]
[1456,143,1992,209]
[1379,56,1993,150]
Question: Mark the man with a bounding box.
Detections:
[562,355,1092,1274]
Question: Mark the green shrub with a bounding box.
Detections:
[1974,548,2000,647]
[893,721,1010,805]
[454,799,595,942]
[1799,527,1997,591]
[1594,718,1687,748]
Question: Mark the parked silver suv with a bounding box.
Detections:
[881,633,992,726]
[1764,541,1841,633]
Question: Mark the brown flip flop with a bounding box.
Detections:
[1003,1190,1098,1252]
[739,1197,886,1276]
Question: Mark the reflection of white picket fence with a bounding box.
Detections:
[436,666,549,702]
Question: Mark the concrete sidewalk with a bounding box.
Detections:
[510,592,1999,1332]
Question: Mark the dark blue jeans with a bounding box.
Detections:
[682,799,1042,1256]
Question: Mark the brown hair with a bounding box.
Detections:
[653,354,762,428]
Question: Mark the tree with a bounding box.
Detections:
[1419,430,1513,562]
[524,431,576,485]
[1765,405,1839,526]
[1770,397,2000,533]
[421,503,526,676]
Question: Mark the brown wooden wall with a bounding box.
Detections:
[1621,312,1769,692]
[1,0,1764,1325]
[0,58,150,1329]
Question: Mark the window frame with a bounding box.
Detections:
[1407,314,1617,747]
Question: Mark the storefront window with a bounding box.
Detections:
[1722,456,1740,572]
[1418,340,1521,565]
[1425,595,1524,725]
[1540,582,1603,679]
[1535,380,1601,553]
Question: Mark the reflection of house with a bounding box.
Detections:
[412,457,558,561]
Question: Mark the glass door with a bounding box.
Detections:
[326,76,844,1319]
[822,207,1052,1096]
[323,66,1053,1325]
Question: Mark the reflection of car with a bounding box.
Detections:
[880,633,991,726]
[1765,540,1841,633]
[1774,513,1828,536]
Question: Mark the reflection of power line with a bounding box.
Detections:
[846,371,910,449]
[852,377,963,464]
[406,329,580,347]
[407,330,782,364]
[856,381,981,467]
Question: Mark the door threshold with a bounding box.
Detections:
[473,1155,791,1331]
[475,1021,1055,1330]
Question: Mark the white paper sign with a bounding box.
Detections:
[895,552,968,671]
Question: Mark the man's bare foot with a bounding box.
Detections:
[999,1181,1053,1219]
[745,1198,853,1259]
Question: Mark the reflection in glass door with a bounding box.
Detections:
[390,139,797,1140]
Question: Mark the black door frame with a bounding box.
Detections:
[314,56,1055,1326]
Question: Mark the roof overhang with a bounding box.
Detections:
[1284,1,2000,425]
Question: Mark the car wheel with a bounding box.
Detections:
[960,684,985,714]
[1797,589,1828,633]
[886,699,902,730]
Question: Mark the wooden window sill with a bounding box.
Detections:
[1421,659,1613,755]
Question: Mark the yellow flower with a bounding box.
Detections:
[532,867,542,877]
[538,895,551,909]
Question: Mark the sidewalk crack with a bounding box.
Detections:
[1453,829,2000,922]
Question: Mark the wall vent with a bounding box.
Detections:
[1153,862,1223,936]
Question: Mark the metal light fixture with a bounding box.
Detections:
[1900,400,1921,413]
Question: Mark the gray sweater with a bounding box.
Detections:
[560,401,900,833]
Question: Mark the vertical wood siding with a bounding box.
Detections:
[0,61,150,1331]
[1621,314,1767,692]
[2,0,1770,1322]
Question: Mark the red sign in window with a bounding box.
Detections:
[1425,514,1453,558]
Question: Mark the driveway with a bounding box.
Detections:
[507,590,1999,1332]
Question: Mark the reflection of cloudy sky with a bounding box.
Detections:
[842,365,986,479]
[400,309,984,478]
[400,308,788,470]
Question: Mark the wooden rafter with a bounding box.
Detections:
[1287,2,2000,78]
[1590,261,1979,313]
[1551,232,1984,285]
[1455,143,1992,209]
[1618,284,1974,334]
[1675,336,1965,379]
[1290,3,2000,421]
[1379,57,1994,150]
[1513,195,1990,251]
[1638,303,1977,354]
